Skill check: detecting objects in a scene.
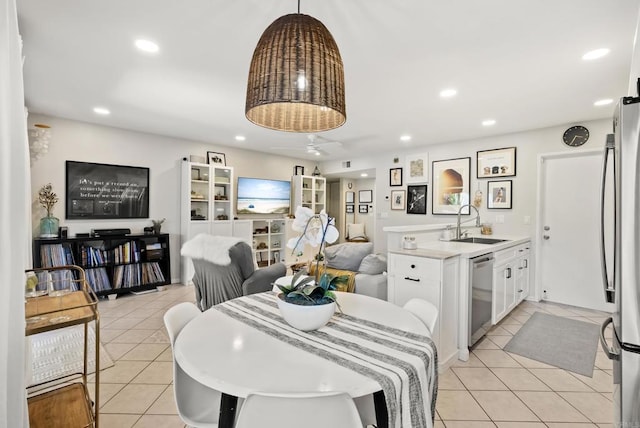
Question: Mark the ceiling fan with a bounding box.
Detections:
[270,134,345,156]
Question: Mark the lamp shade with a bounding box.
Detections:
[245,13,346,133]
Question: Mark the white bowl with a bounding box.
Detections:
[276,294,336,331]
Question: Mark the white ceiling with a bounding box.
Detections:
[18,0,640,161]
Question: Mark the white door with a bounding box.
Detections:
[538,151,615,312]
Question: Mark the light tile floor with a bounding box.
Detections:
[91,284,614,428]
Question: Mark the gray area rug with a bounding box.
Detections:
[504,312,599,377]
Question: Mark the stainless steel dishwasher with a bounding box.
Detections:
[469,254,494,347]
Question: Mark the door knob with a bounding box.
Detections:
[543,235,550,240]
[544,226,550,231]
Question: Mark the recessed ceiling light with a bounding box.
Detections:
[439,88,457,98]
[482,119,496,126]
[360,173,368,177]
[400,135,411,142]
[594,98,613,106]
[235,135,246,141]
[582,48,610,60]
[93,107,110,115]
[135,39,159,53]
[314,151,321,156]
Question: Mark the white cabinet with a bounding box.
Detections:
[251,219,286,267]
[492,241,531,324]
[292,175,326,214]
[181,159,237,284]
[387,253,459,366]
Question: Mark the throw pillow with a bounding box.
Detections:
[347,223,366,239]
[324,242,373,271]
[358,253,387,275]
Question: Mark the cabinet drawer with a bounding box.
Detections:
[494,241,530,264]
[390,253,441,278]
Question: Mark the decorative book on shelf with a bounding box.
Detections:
[33,233,171,296]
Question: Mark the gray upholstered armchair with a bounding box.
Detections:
[181,234,286,310]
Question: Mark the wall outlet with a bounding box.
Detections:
[524,215,531,225]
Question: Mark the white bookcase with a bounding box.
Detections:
[180,159,238,284]
[291,175,326,214]
[251,219,286,267]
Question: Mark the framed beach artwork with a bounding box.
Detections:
[407,185,427,215]
[432,157,471,215]
[487,180,512,209]
[406,153,429,184]
[477,147,516,178]
[391,190,405,210]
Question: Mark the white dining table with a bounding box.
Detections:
[174,291,432,428]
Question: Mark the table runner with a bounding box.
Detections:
[214,292,438,428]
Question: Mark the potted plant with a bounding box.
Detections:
[38,183,59,238]
[274,206,346,331]
[274,268,347,331]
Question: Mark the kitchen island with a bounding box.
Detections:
[384,224,531,366]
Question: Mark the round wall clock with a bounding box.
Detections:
[562,125,589,147]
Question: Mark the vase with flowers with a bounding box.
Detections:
[38,183,59,238]
[274,206,347,331]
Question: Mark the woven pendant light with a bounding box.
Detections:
[245,11,346,133]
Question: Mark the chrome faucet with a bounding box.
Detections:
[456,204,481,239]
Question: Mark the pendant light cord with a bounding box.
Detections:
[297,0,300,14]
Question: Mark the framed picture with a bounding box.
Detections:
[389,167,403,186]
[65,161,149,219]
[359,190,373,203]
[345,191,355,204]
[406,153,429,184]
[432,157,471,215]
[487,180,513,209]
[207,151,226,166]
[346,204,354,213]
[391,190,405,210]
[359,204,369,214]
[477,147,516,178]
[294,165,305,175]
[407,185,427,214]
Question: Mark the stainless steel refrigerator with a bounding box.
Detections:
[600,96,640,427]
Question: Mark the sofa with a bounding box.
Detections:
[319,242,387,300]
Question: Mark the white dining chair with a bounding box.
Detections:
[234,391,363,428]
[164,302,223,428]
[403,298,439,335]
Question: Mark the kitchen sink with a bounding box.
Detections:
[451,237,508,244]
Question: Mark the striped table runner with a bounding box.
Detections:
[214,292,438,428]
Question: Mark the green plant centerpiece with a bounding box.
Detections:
[274,207,346,331]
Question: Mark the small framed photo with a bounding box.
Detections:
[207,151,226,166]
[359,204,369,214]
[345,191,355,204]
[294,165,305,176]
[391,190,405,210]
[346,204,354,213]
[389,167,403,186]
[477,147,516,178]
[407,185,428,214]
[487,180,512,209]
[359,190,373,203]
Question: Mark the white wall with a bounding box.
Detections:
[321,118,613,252]
[28,114,317,283]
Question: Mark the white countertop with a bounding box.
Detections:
[389,235,531,259]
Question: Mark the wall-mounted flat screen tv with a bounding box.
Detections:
[65,161,150,219]
[237,177,291,215]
